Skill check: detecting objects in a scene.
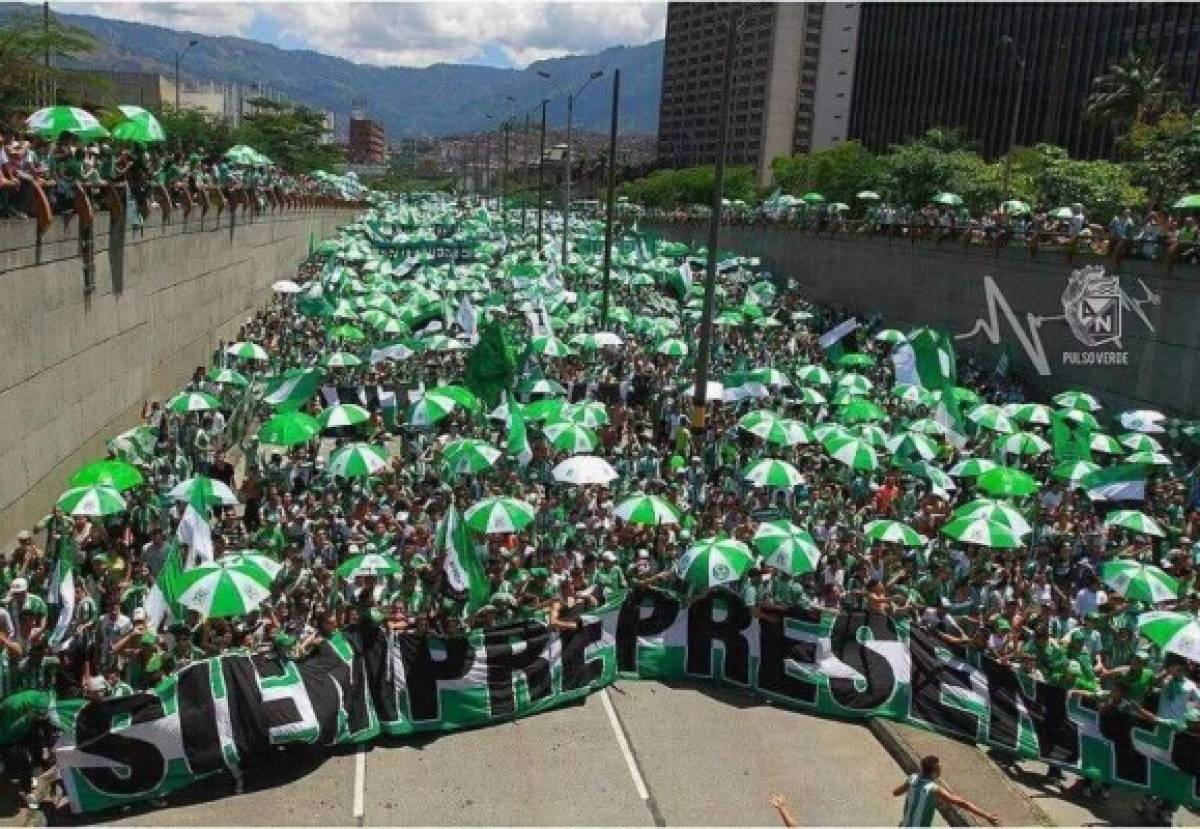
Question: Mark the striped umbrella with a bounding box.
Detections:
[1089,433,1126,454]
[948,458,997,478]
[1054,390,1102,412]
[1126,450,1172,466]
[753,521,820,575]
[1120,433,1163,453]
[613,493,680,526]
[940,517,1024,548]
[113,105,166,142]
[967,404,1014,433]
[465,497,536,534]
[676,537,754,589]
[794,365,832,386]
[864,519,925,547]
[854,424,891,448]
[336,553,402,580]
[907,418,945,436]
[531,335,573,357]
[886,432,938,460]
[225,341,270,361]
[324,351,363,368]
[543,421,599,454]
[1103,509,1165,537]
[317,403,371,429]
[837,373,873,395]
[1102,560,1179,604]
[1059,408,1100,430]
[657,338,688,357]
[258,411,319,446]
[522,378,568,397]
[824,435,880,471]
[789,387,827,406]
[70,459,144,491]
[892,384,935,406]
[169,476,238,507]
[565,401,609,428]
[409,391,459,426]
[952,499,1032,536]
[1137,612,1200,662]
[177,562,271,619]
[443,438,501,474]
[327,443,389,478]
[167,391,221,413]
[874,329,907,344]
[26,106,108,138]
[1003,402,1053,425]
[743,458,804,489]
[1051,460,1101,487]
[1000,431,1051,456]
[217,551,282,584]
[57,485,126,516]
[207,368,250,387]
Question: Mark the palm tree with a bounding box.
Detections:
[1086,47,1180,130]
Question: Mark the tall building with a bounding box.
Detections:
[848,3,1200,159]
[656,2,829,184]
[348,107,387,165]
[810,3,860,149]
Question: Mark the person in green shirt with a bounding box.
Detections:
[591,551,627,598]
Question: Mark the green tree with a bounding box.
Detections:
[234,98,342,174]
[618,165,756,209]
[770,141,882,204]
[1034,152,1144,221]
[0,10,95,117]
[1085,47,1180,134]
[1120,111,1200,207]
[149,107,236,155]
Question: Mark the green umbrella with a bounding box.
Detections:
[542,421,599,454]
[1088,433,1126,454]
[327,443,389,477]
[840,399,887,423]
[258,411,320,446]
[323,351,363,368]
[217,551,282,585]
[886,432,938,460]
[1126,450,1172,466]
[795,365,832,386]
[977,466,1038,497]
[863,519,925,546]
[336,552,402,580]
[947,458,996,478]
[1103,509,1165,537]
[837,373,873,395]
[25,106,108,139]
[836,353,875,368]
[442,438,501,473]
[952,499,1032,535]
[57,485,126,516]
[967,404,1014,433]
[1171,194,1200,210]
[465,497,536,534]
[329,324,367,342]
[1053,390,1101,412]
[565,401,609,428]
[224,144,260,166]
[676,537,754,589]
[932,192,963,206]
[70,459,143,491]
[1000,431,1051,456]
[753,521,819,575]
[112,105,166,143]
[1119,433,1162,453]
[1051,460,1101,486]
[1102,560,1178,604]
[178,562,271,618]
[169,476,238,507]
[1137,611,1200,661]
[207,368,249,387]
[940,517,1023,548]
[743,458,803,489]
[800,192,825,204]
[167,391,221,413]
[525,398,567,421]
[1005,403,1053,425]
[409,391,459,426]
[1059,408,1100,430]
[432,385,482,412]
[317,403,370,429]
[522,378,568,397]
[613,493,680,526]
[225,341,270,361]
[657,338,689,357]
[531,335,573,357]
[789,387,826,406]
[874,328,907,344]
[892,384,934,405]
[824,435,879,470]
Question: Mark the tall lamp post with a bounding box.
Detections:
[600,68,621,328]
[691,9,741,432]
[560,69,605,274]
[174,39,199,111]
[535,69,556,259]
[999,34,1025,198]
[522,110,531,234]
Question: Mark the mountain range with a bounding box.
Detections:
[3,4,664,138]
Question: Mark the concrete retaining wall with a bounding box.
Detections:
[645,222,1199,418]
[0,205,358,543]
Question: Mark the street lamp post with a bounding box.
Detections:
[174,39,199,111]
[522,111,531,233]
[600,68,621,328]
[536,98,547,257]
[999,34,1026,198]
[561,70,604,275]
[691,9,740,432]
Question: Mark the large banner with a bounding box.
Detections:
[54,591,1200,814]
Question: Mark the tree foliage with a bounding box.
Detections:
[1085,47,1180,134]
[618,165,757,209]
[1120,112,1200,207]
[769,141,882,204]
[0,10,95,117]
[235,97,341,174]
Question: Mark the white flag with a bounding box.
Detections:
[177,504,214,568]
[819,317,859,349]
[456,296,479,344]
[892,344,919,386]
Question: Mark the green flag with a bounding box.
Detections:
[464,320,516,408]
[47,534,78,647]
[262,368,323,411]
[909,328,957,389]
[144,539,186,630]
[437,505,490,613]
[507,402,533,467]
[1082,464,1145,501]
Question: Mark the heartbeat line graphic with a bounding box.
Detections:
[956,275,1160,376]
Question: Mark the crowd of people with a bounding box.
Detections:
[0,193,1198,823]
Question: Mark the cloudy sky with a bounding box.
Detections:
[56,1,668,68]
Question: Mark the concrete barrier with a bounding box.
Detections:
[0,204,360,543]
[644,222,1198,417]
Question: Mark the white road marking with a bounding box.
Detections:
[601,687,650,801]
[353,744,366,825]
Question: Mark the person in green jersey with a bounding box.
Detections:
[893,756,998,827]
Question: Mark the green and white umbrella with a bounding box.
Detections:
[207,367,249,387]
[657,338,688,357]
[1051,460,1101,486]
[225,341,270,361]
[940,517,1023,548]
[1103,509,1165,537]
[837,373,873,395]
[1120,433,1162,453]
[854,424,890,448]
[789,387,827,406]
[25,106,107,139]
[317,403,371,429]
[676,537,754,589]
[1059,408,1100,430]
[167,391,221,413]
[864,519,925,547]
[324,351,363,369]
[169,476,238,507]
[743,458,804,488]
[336,553,402,579]
[1053,390,1101,412]
[824,435,880,470]
[907,418,945,436]
[613,493,680,526]
[531,335,573,357]
[522,378,568,397]
[1137,611,1200,662]
[1126,450,1172,466]
[967,404,1014,433]
[892,384,934,406]
[949,458,997,478]
[57,484,126,516]
[977,466,1038,497]
[874,329,907,344]
[258,411,320,446]
[571,331,623,349]
[751,367,791,388]
[112,105,166,143]
[552,455,619,485]
[794,365,832,386]
[465,496,536,534]
[443,438,501,474]
[565,400,609,428]
[753,521,819,575]
[932,192,963,206]
[70,458,143,491]
[886,432,938,460]
[409,391,459,426]
[952,499,1032,535]
[1089,433,1126,454]
[840,398,887,423]
[1004,402,1053,425]
[1102,560,1179,604]
[1000,431,1051,456]
[216,551,282,584]
[543,421,599,454]
[327,443,389,477]
[177,562,271,619]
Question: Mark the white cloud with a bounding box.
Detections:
[54,1,666,67]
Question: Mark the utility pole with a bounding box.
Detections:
[600,69,621,328]
[691,9,740,432]
[174,39,199,111]
[502,120,510,222]
[522,112,530,233]
[536,98,547,257]
[561,70,604,275]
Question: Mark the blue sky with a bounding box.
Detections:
[58,2,667,68]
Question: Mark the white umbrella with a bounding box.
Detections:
[551,455,619,485]
[682,381,725,402]
[271,279,302,294]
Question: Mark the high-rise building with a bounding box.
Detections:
[656,2,830,184]
[348,106,388,165]
[848,3,1200,159]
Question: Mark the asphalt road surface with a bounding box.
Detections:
[76,680,915,827]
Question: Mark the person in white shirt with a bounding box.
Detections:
[1072,574,1107,618]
